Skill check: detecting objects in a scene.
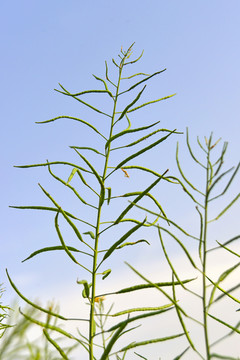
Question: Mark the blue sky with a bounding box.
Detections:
[1,1,240,358]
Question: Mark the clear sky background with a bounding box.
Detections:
[1,1,240,359]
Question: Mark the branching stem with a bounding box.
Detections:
[89,50,126,360]
[202,143,211,359]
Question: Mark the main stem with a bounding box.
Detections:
[202,147,210,360]
[88,61,124,360]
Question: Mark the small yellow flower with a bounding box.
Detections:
[94,296,105,303]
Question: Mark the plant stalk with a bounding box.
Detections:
[88,54,125,360]
[202,143,211,360]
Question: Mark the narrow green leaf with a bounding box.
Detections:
[220,235,240,247]
[112,57,120,68]
[124,49,144,65]
[107,308,173,332]
[124,113,131,131]
[172,274,196,350]
[83,231,95,240]
[197,136,207,153]
[43,329,68,360]
[195,206,203,261]
[173,347,190,360]
[99,321,128,360]
[102,219,146,262]
[102,269,111,280]
[121,191,168,221]
[125,262,189,316]
[158,228,184,287]
[105,60,117,88]
[208,313,240,334]
[121,165,166,178]
[70,146,105,156]
[134,352,148,360]
[61,88,113,98]
[106,187,111,205]
[114,129,181,150]
[119,333,184,352]
[116,86,146,122]
[114,131,176,171]
[208,167,234,195]
[114,170,168,224]
[119,70,166,96]
[6,270,68,321]
[21,245,86,263]
[176,142,204,195]
[19,308,89,348]
[36,115,107,139]
[77,280,90,299]
[55,83,111,118]
[67,167,78,184]
[112,304,173,317]
[92,74,109,92]
[212,142,228,176]
[122,72,150,80]
[97,278,195,299]
[73,149,105,206]
[127,202,199,240]
[38,184,86,244]
[54,212,91,270]
[216,242,240,258]
[99,219,144,232]
[209,193,240,222]
[99,239,150,252]
[76,170,100,198]
[205,275,240,305]
[47,162,97,209]
[207,261,240,310]
[167,175,203,207]
[117,239,150,249]
[186,128,206,168]
[9,205,95,228]
[127,93,176,113]
[114,277,195,295]
[207,235,240,253]
[214,283,240,304]
[210,319,240,348]
[14,161,92,173]
[158,227,197,269]
[210,161,240,202]
[209,354,238,360]
[105,121,160,150]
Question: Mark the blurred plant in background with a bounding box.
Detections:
[130,129,240,359]
[0,285,12,340]
[0,301,78,360]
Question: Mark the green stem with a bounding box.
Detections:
[88,54,125,360]
[202,145,211,360]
